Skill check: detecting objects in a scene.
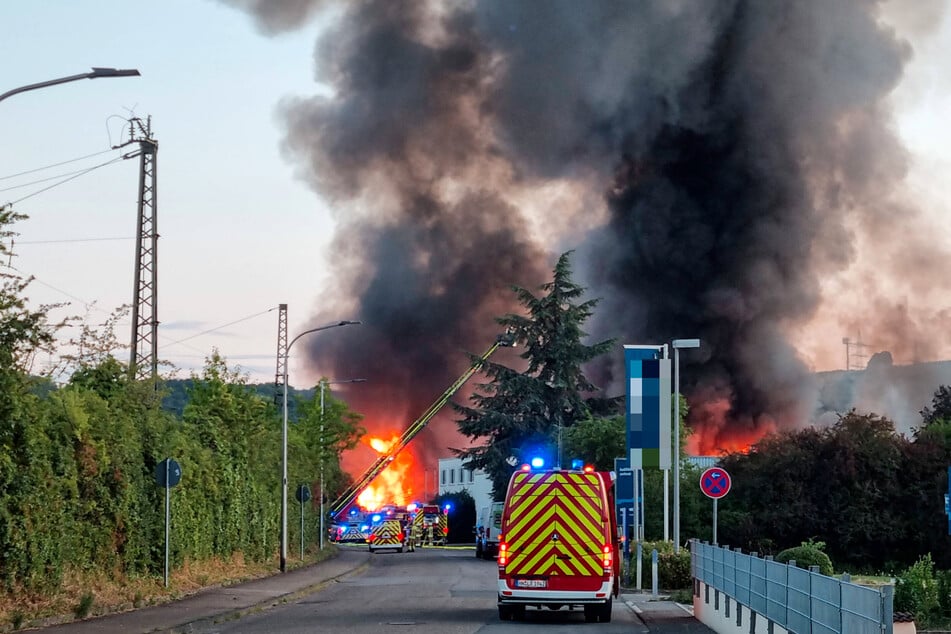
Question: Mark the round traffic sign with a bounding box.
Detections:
[154,458,182,489]
[700,467,731,499]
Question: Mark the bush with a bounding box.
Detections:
[74,592,95,619]
[937,569,951,619]
[635,541,692,589]
[658,550,692,589]
[895,554,939,623]
[775,540,834,576]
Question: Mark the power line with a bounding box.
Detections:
[16,237,133,245]
[0,162,127,192]
[0,148,116,182]
[7,156,127,205]
[158,307,279,350]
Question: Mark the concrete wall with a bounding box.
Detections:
[693,580,789,634]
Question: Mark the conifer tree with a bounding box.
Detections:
[454,251,614,499]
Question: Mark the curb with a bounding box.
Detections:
[165,560,371,633]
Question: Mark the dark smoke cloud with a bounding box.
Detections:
[225,0,951,460]
[216,0,329,35]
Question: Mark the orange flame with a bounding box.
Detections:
[356,433,417,510]
[687,396,776,456]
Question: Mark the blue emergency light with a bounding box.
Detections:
[530,457,545,468]
[444,503,452,512]
[371,514,382,522]
[571,459,583,470]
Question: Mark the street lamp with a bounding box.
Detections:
[318,377,367,549]
[0,67,141,104]
[672,338,700,554]
[281,320,360,573]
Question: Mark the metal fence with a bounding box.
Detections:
[691,540,893,634]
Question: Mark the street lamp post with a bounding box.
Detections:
[0,67,141,104]
[281,320,360,573]
[672,338,700,554]
[318,377,367,550]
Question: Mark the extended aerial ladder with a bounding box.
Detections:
[328,331,516,518]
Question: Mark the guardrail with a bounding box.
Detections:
[691,540,893,634]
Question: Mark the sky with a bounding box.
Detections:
[2,0,951,396]
[0,1,337,386]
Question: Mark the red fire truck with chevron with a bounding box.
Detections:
[496,458,620,623]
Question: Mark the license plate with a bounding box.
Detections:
[516,579,547,588]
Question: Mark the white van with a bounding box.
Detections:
[475,501,503,560]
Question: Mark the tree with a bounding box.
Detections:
[454,251,614,499]
[563,414,625,471]
[292,380,366,504]
[920,385,951,427]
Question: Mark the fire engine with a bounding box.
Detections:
[496,458,620,623]
[412,504,449,547]
[367,516,407,553]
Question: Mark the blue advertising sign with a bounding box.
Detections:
[624,345,671,469]
[615,457,634,503]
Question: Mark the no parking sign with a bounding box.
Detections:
[700,467,731,499]
[700,467,731,545]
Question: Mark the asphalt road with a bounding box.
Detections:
[186,546,647,634]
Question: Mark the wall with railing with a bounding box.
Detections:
[691,540,893,634]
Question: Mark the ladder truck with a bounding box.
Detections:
[328,331,516,519]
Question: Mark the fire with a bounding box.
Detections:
[687,397,777,456]
[356,433,418,510]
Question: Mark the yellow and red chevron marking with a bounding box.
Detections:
[341,526,366,541]
[369,521,403,545]
[505,472,606,577]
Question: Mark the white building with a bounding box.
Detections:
[437,457,494,519]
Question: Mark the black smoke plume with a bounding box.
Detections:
[226,0,951,459]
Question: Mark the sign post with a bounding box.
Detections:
[296,484,311,560]
[700,467,731,545]
[154,458,182,588]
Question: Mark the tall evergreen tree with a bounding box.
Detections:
[454,252,614,499]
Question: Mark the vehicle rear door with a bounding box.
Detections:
[506,472,605,591]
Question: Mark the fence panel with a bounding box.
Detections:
[735,547,751,607]
[811,573,842,634]
[749,553,768,616]
[764,558,788,626]
[841,582,885,634]
[786,565,811,633]
[690,541,891,634]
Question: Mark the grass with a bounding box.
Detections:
[0,546,338,631]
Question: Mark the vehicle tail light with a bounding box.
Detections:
[398,533,404,541]
[442,527,449,535]
[368,534,376,542]
[498,542,508,567]
[602,544,612,570]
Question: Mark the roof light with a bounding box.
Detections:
[372,514,382,522]
[571,459,584,470]
[583,465,595,473]
[407,503,418,512]
[520,463,531,471]
[530,457,545,468]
